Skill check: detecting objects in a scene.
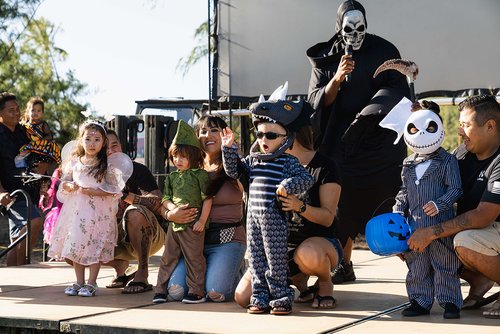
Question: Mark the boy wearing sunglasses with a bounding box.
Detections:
[221,86,314,315]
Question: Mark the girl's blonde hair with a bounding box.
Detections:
[74,122,108,181]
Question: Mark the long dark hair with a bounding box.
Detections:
[75,122,108,182]
[194,115,238,197]
[294,125,314,151]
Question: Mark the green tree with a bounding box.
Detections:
[176,21,212,77]
[0,0,40,30]
[441,105,461,152]
[0,0,88,144]
[176,0,214,78]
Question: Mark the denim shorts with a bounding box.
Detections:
[288,237,344,276]
[6,200,42,241]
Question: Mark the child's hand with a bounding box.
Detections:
[423,201,438,217]
[396,253,406,262]
[277,194,300,212]
[276,185,288,197]
[62,182,79,192]
[193,220,205,232]
[221,127,235,147]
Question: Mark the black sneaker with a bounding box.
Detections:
[152,293,167,304]
[443,303,460,319]
[402,300,430,317]
[182,293,206,304]
[332,260,356,284]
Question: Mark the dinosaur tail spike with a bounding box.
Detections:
[373,59,419,81]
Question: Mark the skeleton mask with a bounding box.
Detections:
[404,109,444,155]
[341,10,366,50]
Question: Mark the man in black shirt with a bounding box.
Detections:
[0,92,43,266]
[103,130,166,294]
[408,95,500,319]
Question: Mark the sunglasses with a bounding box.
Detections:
[255,131,287,140]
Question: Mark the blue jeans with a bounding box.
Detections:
[168,241,246,302]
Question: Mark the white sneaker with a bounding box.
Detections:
[64,283,82,296]
[78,284,98,297]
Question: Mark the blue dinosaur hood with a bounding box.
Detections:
[250,100,312,132]
[249,99,313,160]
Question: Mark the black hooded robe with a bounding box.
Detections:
[306,2,410,245]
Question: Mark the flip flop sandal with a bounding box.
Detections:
[122,281,153,294]
[106,271,136,289]
[295,285,319,303]
[247,304,271,314]
[311,295,336,309]
[270,305,292,315]
[462,292,499,310]
[483,300,500,319]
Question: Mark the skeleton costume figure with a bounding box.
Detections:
[222,83,314,314]
[306,0,411,277]
[386,101,463,318]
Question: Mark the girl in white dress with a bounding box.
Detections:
[48,121,132,297]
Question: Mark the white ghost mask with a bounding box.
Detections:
[404,109,444,155]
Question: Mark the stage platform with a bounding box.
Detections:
[0,249,498,334]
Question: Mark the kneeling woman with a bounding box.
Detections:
[235,125,343,309]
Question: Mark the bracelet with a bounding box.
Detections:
[163,208,169,220]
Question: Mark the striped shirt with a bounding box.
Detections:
[222,145,314,215]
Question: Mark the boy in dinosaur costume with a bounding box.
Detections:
[221,83,314,315]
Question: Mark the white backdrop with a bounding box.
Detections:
[215,0,500,98]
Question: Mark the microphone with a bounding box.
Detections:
[345,44,353,82]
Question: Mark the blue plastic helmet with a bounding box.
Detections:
[365,213,411,256]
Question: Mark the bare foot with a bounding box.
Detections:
[311,280,334,308]
[290,272,309,293]
[462,269,494,300]
[483,296,500,318]
[129,265,149,286]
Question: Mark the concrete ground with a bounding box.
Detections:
[0,249,498,334]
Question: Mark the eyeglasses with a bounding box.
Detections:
[255,131,287,140]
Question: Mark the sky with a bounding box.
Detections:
[36,0,209,116]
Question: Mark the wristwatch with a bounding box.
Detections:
[297,201,307,214]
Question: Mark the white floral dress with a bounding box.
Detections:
[48,153,132,265]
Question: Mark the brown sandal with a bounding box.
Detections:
[270,305,292,315]
[106,271,136,289]
[247,304,271,314]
